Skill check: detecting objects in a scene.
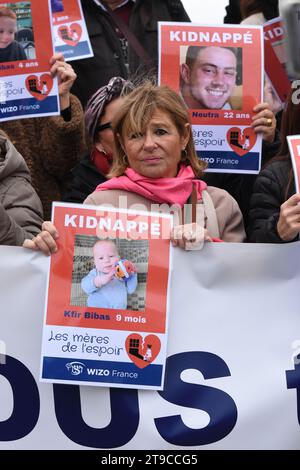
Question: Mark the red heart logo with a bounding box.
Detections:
[227,127,257,157]
[58,23,82,46]
[25,74,53,101]
[125,333,161,369]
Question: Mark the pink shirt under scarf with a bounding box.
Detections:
[95,165,207,207]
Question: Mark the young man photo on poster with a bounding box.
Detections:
[180,45,242,110]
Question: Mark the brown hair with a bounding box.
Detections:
[108,82,206,178]
[0,6,17,21]
[185,46,238,70]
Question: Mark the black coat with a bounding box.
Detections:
[203,136,281,231]
[63,154,106,204]
[247,159,296,243]
[71,0,190,106]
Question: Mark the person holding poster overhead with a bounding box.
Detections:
[71,0,190,106]
[64,76,134,203]
[180,46,240,110]
[1,53,86,219]
[248,91,300,243]
[240,0,279,24]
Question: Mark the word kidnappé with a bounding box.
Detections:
[64,214,161,236]
[170,30,253,45]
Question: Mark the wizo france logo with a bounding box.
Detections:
[66,361,85,375]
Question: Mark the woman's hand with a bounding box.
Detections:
[49,53,77,110]
[23,221,59,256]
[171,223,212,250]
[251,102,276,143]
[277,193,300,241]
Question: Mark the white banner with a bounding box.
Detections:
[0,243,300,449]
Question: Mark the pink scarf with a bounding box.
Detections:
[95,165,207,207]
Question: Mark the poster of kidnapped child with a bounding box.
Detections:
[40,202,173,389]
[0,0,59,120]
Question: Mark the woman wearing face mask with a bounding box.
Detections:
[64,77,134,203]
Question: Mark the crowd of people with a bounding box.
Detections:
[3,0,300,260]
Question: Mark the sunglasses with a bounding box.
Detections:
[96,121,112,132]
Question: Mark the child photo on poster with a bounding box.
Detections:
[159,22,264,174]
[40,203,172,390]
[0,0,59,120]
[71,234,147,311]
[0,4,27,62]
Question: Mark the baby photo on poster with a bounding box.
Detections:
[70,235,149,312]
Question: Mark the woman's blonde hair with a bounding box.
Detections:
[108,82,206,178]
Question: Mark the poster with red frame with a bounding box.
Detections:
[263,17,291,110]
[40,203,173,390]
[287,135,300,193]
[159,22,264,174]
[51,0,93,61]
[0,0,59,120]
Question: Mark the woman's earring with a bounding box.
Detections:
[95,142,107,155]
[122,154,128,165]
[181,148,188,161]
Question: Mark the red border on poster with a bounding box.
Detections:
[264,17,291,103]
[0,0,54,76]
[159,22,263,127]
[45,204,172,334]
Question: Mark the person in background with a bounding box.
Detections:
[240,0,279,24]
[64,76,134,203]
[1,53,86,219]
[71,0,190,107]
[248,91,300,243]
[224,0,242,24]
[0,130,43,246]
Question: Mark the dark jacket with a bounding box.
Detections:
[63,154,106,204]
[247,159,296,243]
[224,0,242,24]
[203,136,281,231]
[0,41,27,62]
[71,0,190,106]
[0,135,43,246]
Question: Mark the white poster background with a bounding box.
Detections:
[0,243,300,449]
